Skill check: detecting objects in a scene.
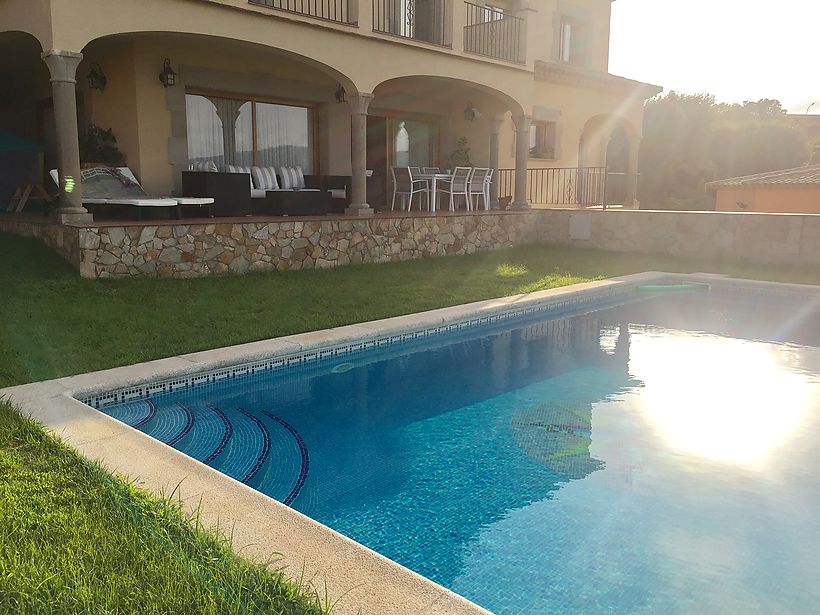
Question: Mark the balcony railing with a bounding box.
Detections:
[498,167,608,207]
[372,0,449,46]
[463,1,523,63]
[249,0,352,24]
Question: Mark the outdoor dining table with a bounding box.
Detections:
[416,172,452,212]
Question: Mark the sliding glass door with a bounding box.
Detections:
[391,118,437,168]
[185,93,314,171]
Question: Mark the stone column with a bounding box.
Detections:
[488,115,504,208]
[346,92,374,217]
[42,50,92,224]
[626,137,641,208]
[512,114,532,209]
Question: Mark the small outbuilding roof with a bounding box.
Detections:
[707,165,820,189]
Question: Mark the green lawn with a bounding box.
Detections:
[0,399,330,615]
[2,231,818,389]
[1,231,818,613]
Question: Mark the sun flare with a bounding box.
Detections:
[631,331,814,467]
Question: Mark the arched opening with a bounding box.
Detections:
[77,32,359,195]
[0,31,53,212]
[606,126,631,174]
[579,115,639,207]
[370,75,522,209]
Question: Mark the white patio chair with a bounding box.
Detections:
[468,167,492,211]
[423,167,440,174]
[391,166,429,211]
[484,168,495,209]
[436,166,472,211]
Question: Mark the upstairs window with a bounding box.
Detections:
[558,16,587,65]
[482,5,506,21]
[530,121,557,159]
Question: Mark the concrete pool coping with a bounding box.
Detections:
[3,271,819,614]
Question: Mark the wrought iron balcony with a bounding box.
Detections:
[372,0,450,46]
[463,1,523,63]
[249,0,353,25]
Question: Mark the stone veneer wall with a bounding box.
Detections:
[2,210,819,279]
[0,217,81,267]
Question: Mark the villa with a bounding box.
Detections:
[3,3,820,615]
[0,0,662,273]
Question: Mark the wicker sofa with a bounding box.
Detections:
[182,164,349,217]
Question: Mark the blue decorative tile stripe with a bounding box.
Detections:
[166,402,195,446]
[204,404,233,465]
[133,399,157,428]
[237,408,271,484]
[264,411,310,506]
[78,286,652,410]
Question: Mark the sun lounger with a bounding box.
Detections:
[49,167,214,220]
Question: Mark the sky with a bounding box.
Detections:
[609,0,820,114]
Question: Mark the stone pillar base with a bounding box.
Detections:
[510,201,531,211]
[54,211,94,225]
[344,205,374,217]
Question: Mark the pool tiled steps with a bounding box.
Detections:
[106,400,307,505]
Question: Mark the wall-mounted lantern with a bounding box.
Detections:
[87,63,107,91]
[158,58,177,88]
[464,101,482,121]
[334,84,347,104]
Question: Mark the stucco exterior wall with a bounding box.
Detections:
[532,0,613,72]
[81,40,142,177]
[715,187,820,215]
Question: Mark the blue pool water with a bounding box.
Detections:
[100,288,820,614]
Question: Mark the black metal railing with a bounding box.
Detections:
[373,0,449,46]
[498,167,608,207]
[463,1,523,63]
[249,0,352,24]
[604,172,635,206]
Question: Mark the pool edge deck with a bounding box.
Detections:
[4,272,819,615]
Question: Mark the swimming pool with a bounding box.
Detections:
[95,285,820,614]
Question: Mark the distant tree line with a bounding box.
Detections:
[638,93,811,210]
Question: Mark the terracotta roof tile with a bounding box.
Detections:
[708,165,820,188]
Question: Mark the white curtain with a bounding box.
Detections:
[187,95,312,170]
[186,95,224,166]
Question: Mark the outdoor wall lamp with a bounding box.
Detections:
[87,63,107,91]
[158,58,177,88]
[334,84,347,104]
[464,101,482,121]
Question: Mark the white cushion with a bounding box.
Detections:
[250,188,267,199]
[279,166,303,190]
[175,197,214,205]
[50,166,143,189]
[251,166,279,191]
[329,188,346,199]
[189,160,218,172]
[102,198,178,207]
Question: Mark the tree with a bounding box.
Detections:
[638,93,810,210]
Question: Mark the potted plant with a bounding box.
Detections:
[444,137,472,171]
[79,124,125,168]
